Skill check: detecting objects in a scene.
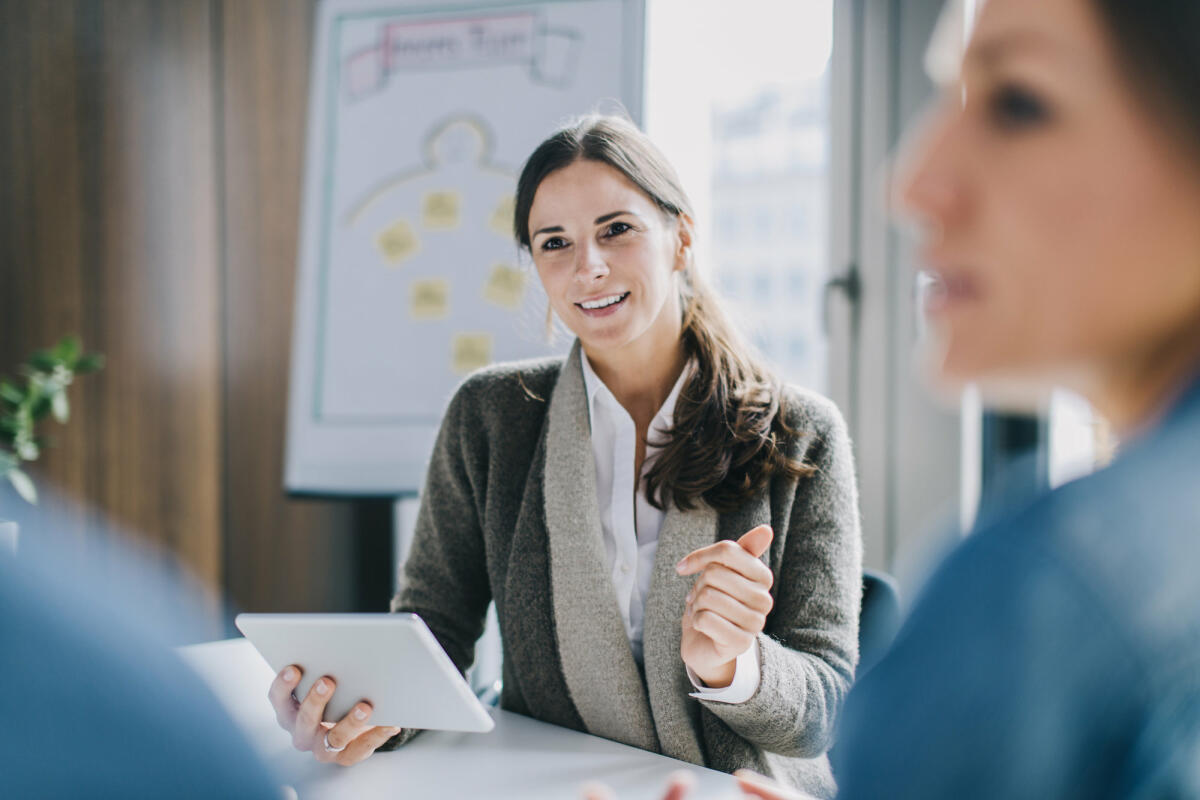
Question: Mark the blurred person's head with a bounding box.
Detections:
[898,0,1200,432]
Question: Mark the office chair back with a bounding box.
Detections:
[859,569,902,677]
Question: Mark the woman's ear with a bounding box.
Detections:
[673,213,696,273]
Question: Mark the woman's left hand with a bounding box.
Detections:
[676,525,775,687]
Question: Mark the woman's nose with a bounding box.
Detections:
[893,99,968,238]
[573,242,609,283]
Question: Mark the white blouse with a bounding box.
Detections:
[580,354,760,704]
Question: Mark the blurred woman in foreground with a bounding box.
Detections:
[634,0,1200,796]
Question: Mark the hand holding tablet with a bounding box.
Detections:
[237,613,494,766]
[266,661,400,766]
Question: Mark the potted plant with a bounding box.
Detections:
[0,336,103,552]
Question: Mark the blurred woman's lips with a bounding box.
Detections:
[919,264,981,315]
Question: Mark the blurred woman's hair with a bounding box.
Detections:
[513,114,813,512]
[1091,0,1200,157]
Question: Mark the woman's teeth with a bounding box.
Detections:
[578,293,628,310]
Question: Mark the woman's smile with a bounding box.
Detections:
[575,291,631,317]
[528,159,686,360]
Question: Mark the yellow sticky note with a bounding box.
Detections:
[451,333,492,375]
[410,279,449,320]
[489,195,515,237]
[422,191,461,230]
[483,263,526,311]
[377,219,420,265]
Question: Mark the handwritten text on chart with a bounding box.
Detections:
[344,14,536,100]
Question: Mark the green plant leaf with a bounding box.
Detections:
[0,418,16,438]
[8,467,37,505]
[54,336,81,364]
[0,380,23,405]
[75,353,105,374]
[30,395,52,421]
[16,438,39,461]
[51,390,69,423]
[48,364,72,391]
[28,351,58,372]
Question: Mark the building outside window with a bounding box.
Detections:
[646,0,833,397]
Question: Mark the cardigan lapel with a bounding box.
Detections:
[641,502,718,765]
[543,341,660,753]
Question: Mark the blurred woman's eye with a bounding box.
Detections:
[989,84,1050,129]
[540,236,569,251]
[603,221,633,238]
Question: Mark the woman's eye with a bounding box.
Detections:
[989,85,1049,129]
[604,221,632,238]
[540,236,569,251]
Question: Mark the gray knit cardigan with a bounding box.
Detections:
[390,343,862,798]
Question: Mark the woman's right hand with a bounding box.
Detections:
[268,665,402,766]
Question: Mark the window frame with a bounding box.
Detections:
[828,0,963,583]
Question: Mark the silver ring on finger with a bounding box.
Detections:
[323,731,347,754]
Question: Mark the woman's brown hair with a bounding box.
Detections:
[1091,0,1200,159]
[514,115,813,512]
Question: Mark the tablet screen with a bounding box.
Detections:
[235,612,494,733]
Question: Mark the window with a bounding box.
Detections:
[789,204,810,241]
[789,270,807,300]
[753,271,772,304]
[718,271,739,296]
[646,0,833,394]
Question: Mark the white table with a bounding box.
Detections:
[180,639,738,799]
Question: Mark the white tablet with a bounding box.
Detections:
[234,612,494,733]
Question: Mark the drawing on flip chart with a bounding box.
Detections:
[342,12,584,101]
[285,0,643,494]
[346,115,528,374]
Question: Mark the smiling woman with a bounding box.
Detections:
[515,117,816,512]
[260,114,863,798]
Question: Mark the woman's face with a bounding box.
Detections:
[527,159,688,359]
[898,0,1200,391]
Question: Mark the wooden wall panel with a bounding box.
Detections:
[0,0,224,599]
[218,0,393,615]
[0,0,392,620]
[0,1,91,528]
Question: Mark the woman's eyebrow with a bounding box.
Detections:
[533,210,638,237]
[967,29,1070,72]
[594,210,636,225]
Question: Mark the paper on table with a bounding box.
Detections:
[178,639,741,800]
